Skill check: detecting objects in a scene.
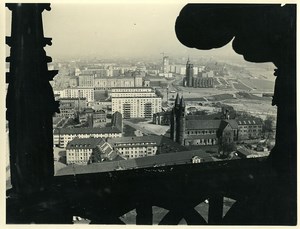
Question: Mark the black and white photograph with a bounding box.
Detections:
[4,1,296,225]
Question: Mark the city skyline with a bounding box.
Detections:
[5,3,242,60]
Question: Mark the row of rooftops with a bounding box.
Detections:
[66,138,105,149]
[59,98,86,101]
[54,126,122,135]
[185,118,262,131]
[79,108,106,114]
[66,135,187,151]
[93,76,143,80]
[111,87,153,90]
[56,149,214,176]
[185,134,218,140]
[236,118,263,125]
[111,96,160,99]
[107,135,163,145]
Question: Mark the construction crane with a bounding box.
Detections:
[160,52,167,58]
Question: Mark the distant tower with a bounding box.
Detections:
[163,56,170,74]
[170,93,180,142]
[177,96,186,145]
[186,58,194,87]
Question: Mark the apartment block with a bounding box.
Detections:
[60,88,94,102]
[111,87,161,119]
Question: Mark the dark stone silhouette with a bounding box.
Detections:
[6,3,296,225]
[176,4,296,224]
[6,4,59,195]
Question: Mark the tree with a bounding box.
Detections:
[263,116,274,134]
[262,116,274,137]
[219,142,237,159]
[218,130,237,159]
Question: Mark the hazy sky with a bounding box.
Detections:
[6,3,241,60]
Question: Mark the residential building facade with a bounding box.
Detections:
[56,98,87,118]
[60,88,94,103]
[237,118,263,140]
[66,137,105,164]
[107,135,187,159]
[94,76,143,90]
[53,127,122,147]
[111,87,162,119]
[108,136,158,159]
[78,74,95,88]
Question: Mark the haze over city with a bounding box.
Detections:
[6,3,243,61]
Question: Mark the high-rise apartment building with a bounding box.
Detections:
[162,56,170,73]
[111,87,162,119]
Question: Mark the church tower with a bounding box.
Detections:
[186,58,194,87]
[177,96,186,145]
[170,93,180,142]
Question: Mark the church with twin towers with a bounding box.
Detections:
[170,94,239,147]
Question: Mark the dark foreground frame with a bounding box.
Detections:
[6,3,296,224]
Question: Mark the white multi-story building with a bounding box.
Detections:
[60,88,94,103]
[111,87,162,119]
[111,87,156,98]
[78,74,95,88]
[66,137,124,165]
[66,138,105,164]
[94,76,143,90]
[108,136,158,159]
[53,126,122,147]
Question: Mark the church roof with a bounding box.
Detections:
[224,120,239,129]
[186,120,221,130]
[185,134,217,140]
[175,93,180,106]
[180,96,185,107]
